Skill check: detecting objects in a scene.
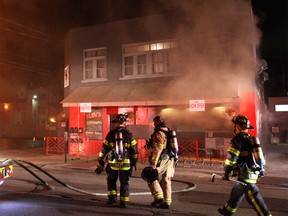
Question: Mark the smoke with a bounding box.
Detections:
[149,0,264,134]
[168,0,262,99]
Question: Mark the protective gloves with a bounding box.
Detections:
[95,157,105,174]
[222,165,232,181]
[258,169,265,178]
[95,165,104,174]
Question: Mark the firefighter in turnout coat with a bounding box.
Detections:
[95,114,138,208]
[218,115,272,216]
[147,116,175,209]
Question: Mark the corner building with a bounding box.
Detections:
[62,3,265,158]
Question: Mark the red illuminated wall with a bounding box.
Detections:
[239,92,257,136]
[68,107,109,156]
[66,106,152,157]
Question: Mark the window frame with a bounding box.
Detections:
[121,40,179,80]
[82,47,107,83]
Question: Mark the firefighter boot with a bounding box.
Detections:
[159,202,170,209]
[120,201,126,208]
[151,198,165,207]
[106,197,116,205]
[218,208,232,216]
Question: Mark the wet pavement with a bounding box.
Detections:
[0,143,287,216]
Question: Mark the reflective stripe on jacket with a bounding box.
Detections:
[224,132,265,183]
[107,158,131,170]
[98,126,138,170]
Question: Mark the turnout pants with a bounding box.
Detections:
[106,165,130,203]
[148,158,175,205]
[221,182,272,216]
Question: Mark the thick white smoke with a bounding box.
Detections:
[170,0,262,99]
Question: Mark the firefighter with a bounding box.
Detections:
[95,114,138,208]
[146,116,176,209]
[218,115,272,216]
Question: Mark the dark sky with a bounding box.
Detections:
[0,0,287,98]
[0,0,173,96]
[252,0,287,97]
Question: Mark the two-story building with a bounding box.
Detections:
[61,2,266,157]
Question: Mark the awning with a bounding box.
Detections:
[61,82,239,107]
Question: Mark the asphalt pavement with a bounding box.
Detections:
[0,143,287,175]
[0,143,287,216]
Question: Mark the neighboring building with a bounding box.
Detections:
[62,2,266,157]
[268,97,288,144]
[0,86,61,139]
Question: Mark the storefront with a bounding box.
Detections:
[61,82,259,158]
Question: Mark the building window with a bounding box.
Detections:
[122,40,178,79]
[83,48,107,81]
[124,56,134,76]
[137,54,147,75]
[152,52,164,74]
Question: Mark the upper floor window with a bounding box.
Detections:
[83,48,107,82]
[122,40,178,79]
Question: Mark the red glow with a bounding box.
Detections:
[240,92,257,136]
[136,107,148,124]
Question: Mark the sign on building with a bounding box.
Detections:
[80,103,92,113]
[189,100,205,111]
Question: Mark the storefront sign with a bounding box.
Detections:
[80,103,92,113]
[189,100,205,111]
[85,108,103,140]
[275,104,288,112]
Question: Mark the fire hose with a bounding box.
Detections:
[6,159,102,195]
[1,159,196,196]
[211,173,247,186]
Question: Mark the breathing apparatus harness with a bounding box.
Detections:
[231,132,265,180]
[145,126,179,163]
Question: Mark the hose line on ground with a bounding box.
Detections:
[2,159,196,196]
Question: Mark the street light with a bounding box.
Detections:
[4,104,9,110]
[49,117,56,123]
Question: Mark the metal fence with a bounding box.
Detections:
[46,137,229,164]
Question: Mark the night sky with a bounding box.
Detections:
[0,0,287,100]
[252,0,287,97]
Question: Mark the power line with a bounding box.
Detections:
[0,49,58,67]
[0,58,53,76]
[0,16,61,43]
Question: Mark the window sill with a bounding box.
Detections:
[119,73,180,80]
[81,78,108,83]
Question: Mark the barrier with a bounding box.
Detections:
[46,137,230,163]
[46,137,65,155]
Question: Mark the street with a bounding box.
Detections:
[0,148,287,216]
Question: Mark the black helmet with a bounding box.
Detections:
[153,116,164,123]
[111,114,127,124]
[232,115,254,130]
[153,116,166,127]
[141,166,158,182]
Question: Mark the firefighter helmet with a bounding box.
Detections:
[141,166,158,182]
[232,115,254,130]
[153,116,164,123]
[153,115,166,127]
[111,114,127,124]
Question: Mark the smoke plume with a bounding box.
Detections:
[170,0,262,99]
